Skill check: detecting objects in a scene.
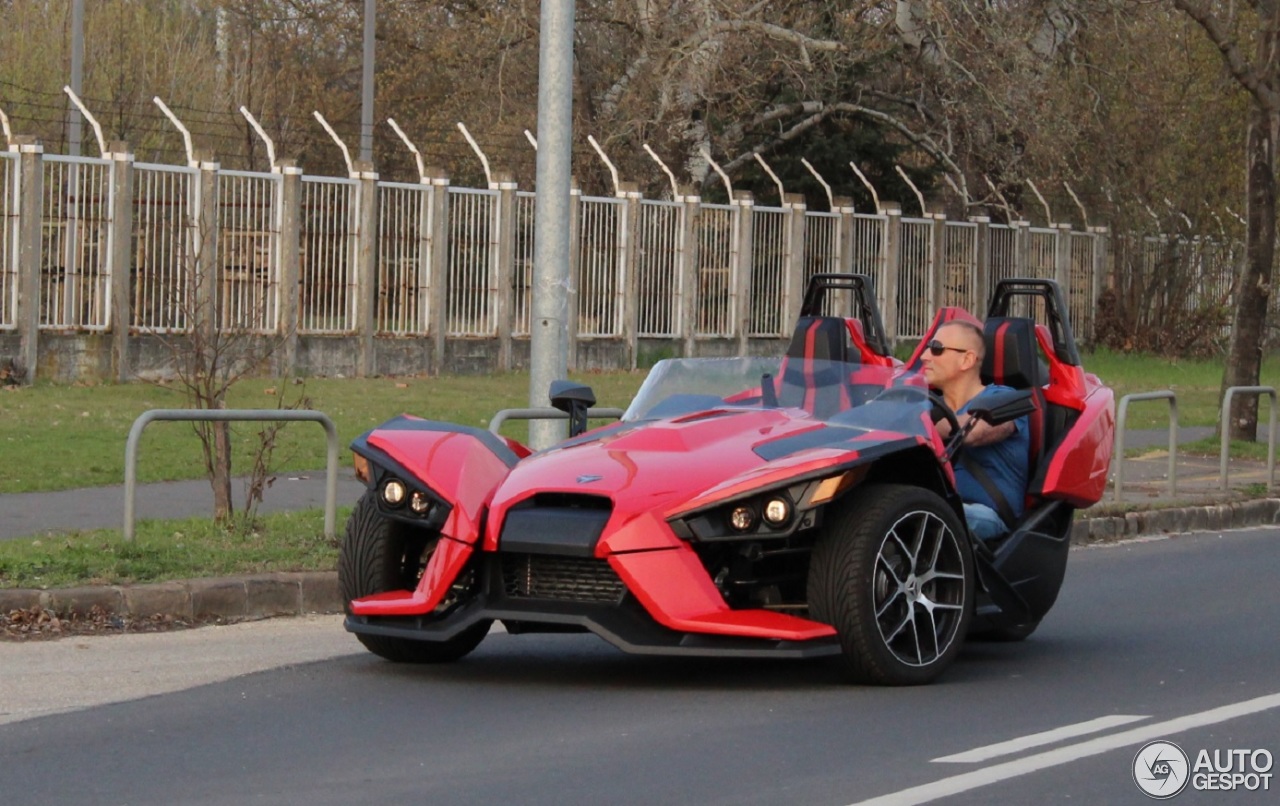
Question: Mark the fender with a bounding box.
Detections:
[354,416,524,544]
[1036,387,1115,507]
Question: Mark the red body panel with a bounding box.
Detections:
[368,419,511,543]
[1039,386,1116,507]
[610,549,836,640]
[349,536,474,616]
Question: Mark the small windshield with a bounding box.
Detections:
[622,357,931,434]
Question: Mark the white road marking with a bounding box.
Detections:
[850,691,1280,806]
[932,714,1149,763]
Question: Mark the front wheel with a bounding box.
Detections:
[339,491,490,663]
[808,484,974,685]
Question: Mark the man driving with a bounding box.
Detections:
[919,320,1030,540]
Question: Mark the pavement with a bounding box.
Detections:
[0,427,1277,624]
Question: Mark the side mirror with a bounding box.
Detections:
[967,388,1036,426]
[549,380,596,437]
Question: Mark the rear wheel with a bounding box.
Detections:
[339,491,489,663]
[808,484,973,685]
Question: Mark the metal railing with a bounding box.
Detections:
[300,175,355,334]
[748,205,787,337]
[1113,391,1179,502]
[636,199,681,338]
[1220,386,1277,490]
[40,154,112,330]
[376,181,432,335]
[488,406,626,434]
[445,186,498,336]
[697,203,736,336]
[578,196,624,337]
[123,408,339,542]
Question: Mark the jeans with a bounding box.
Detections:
[963,502,1009,541]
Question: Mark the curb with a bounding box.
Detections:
[0,571,344,623]
[3,499,1280,624]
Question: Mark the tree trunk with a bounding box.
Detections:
[211,413,234,521]
[1220,103,1277,441]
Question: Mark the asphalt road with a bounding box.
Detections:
[2,528,1279,805]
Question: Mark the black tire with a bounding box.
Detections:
[339,491,489,663]
[808,484,974,685]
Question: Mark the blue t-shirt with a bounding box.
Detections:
[954,385,1030,522]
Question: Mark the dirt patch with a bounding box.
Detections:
[1,605,200,641]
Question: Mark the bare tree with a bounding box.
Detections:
[1174,0,1280,440]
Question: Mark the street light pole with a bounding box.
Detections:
[529,0,576,449]
[69,0,84,156]
[360,0,375,163]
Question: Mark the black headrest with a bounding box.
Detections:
[980,317,1042,389]
[786,317,854,363]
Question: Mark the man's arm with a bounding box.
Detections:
[936,412,1016,445]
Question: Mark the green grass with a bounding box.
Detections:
[0,370,648,495]
[2,353,1278,591]
[0,508,345,588]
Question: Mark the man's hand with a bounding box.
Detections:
[935,413,1015,447]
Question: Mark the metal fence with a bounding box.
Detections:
[376,181,431,335]
[636,199,681,338]
[578,196,624,337]
[1,151,16,330]
[40,155,112,330]
[697,203,736,336]
[132,163,196,332]
[445,186,498,336]
[749,205,788,337]
[513,191,535,337]
[299,175,352,334]
[15,144,1234,384]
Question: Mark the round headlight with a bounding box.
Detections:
[762,497,791,526]
[729,506,756,532]
[410,491,431,514]
[382,479,406,506]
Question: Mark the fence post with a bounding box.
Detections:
[971,214,991,314]
[618,181,642,369]
[783,192,807,327]
[1014,219,1031,277]
[733,189,755,356]
[493,170,517,371]
[927,205,946,316]
[13,135,42,384]
[1054,222,1072,291]
[426,167,449,372]
[354,159,378,377]
[276,159,303,375]
[881,202,902,343]
[108,141,133,382]
[194,149,219,353]
[679,184,701,357]
[567,177,582,369]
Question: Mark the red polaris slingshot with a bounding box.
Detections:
[340,274,1114,685]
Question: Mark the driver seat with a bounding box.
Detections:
[979,317,1047,504]
[778,317,859,418]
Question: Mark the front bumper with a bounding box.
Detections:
[345,552,841,660]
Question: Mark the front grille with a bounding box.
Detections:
[501,553,627,604]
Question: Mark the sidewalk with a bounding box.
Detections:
[1,428,1277,626]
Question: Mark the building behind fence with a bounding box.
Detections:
[0,136,1235,383]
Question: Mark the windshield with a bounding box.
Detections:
[622,357,932,434]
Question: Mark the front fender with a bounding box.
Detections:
[354,416,525,544]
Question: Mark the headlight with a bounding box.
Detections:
[762,497,791,526]
[382,479,407,506]
[410,491,431,514]
[729,506,756,532]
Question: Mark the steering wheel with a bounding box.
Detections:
[870,386,961,438]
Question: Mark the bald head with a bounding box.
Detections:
[937,321,985,363]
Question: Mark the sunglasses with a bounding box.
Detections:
[926,339,971,357]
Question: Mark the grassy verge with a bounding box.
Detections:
[0,370,648,494]
[0,508,345,589]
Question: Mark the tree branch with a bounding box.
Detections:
[1174,0,1280,112]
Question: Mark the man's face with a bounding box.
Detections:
[920,323,979,389]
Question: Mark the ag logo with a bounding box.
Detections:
[1134,740,1190,799]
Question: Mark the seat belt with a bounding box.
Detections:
[956,454,1018,527]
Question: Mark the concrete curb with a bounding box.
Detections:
[0,571,344,622]
[4,499,1280,623]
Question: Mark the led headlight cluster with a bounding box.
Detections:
[379,476,439,522]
